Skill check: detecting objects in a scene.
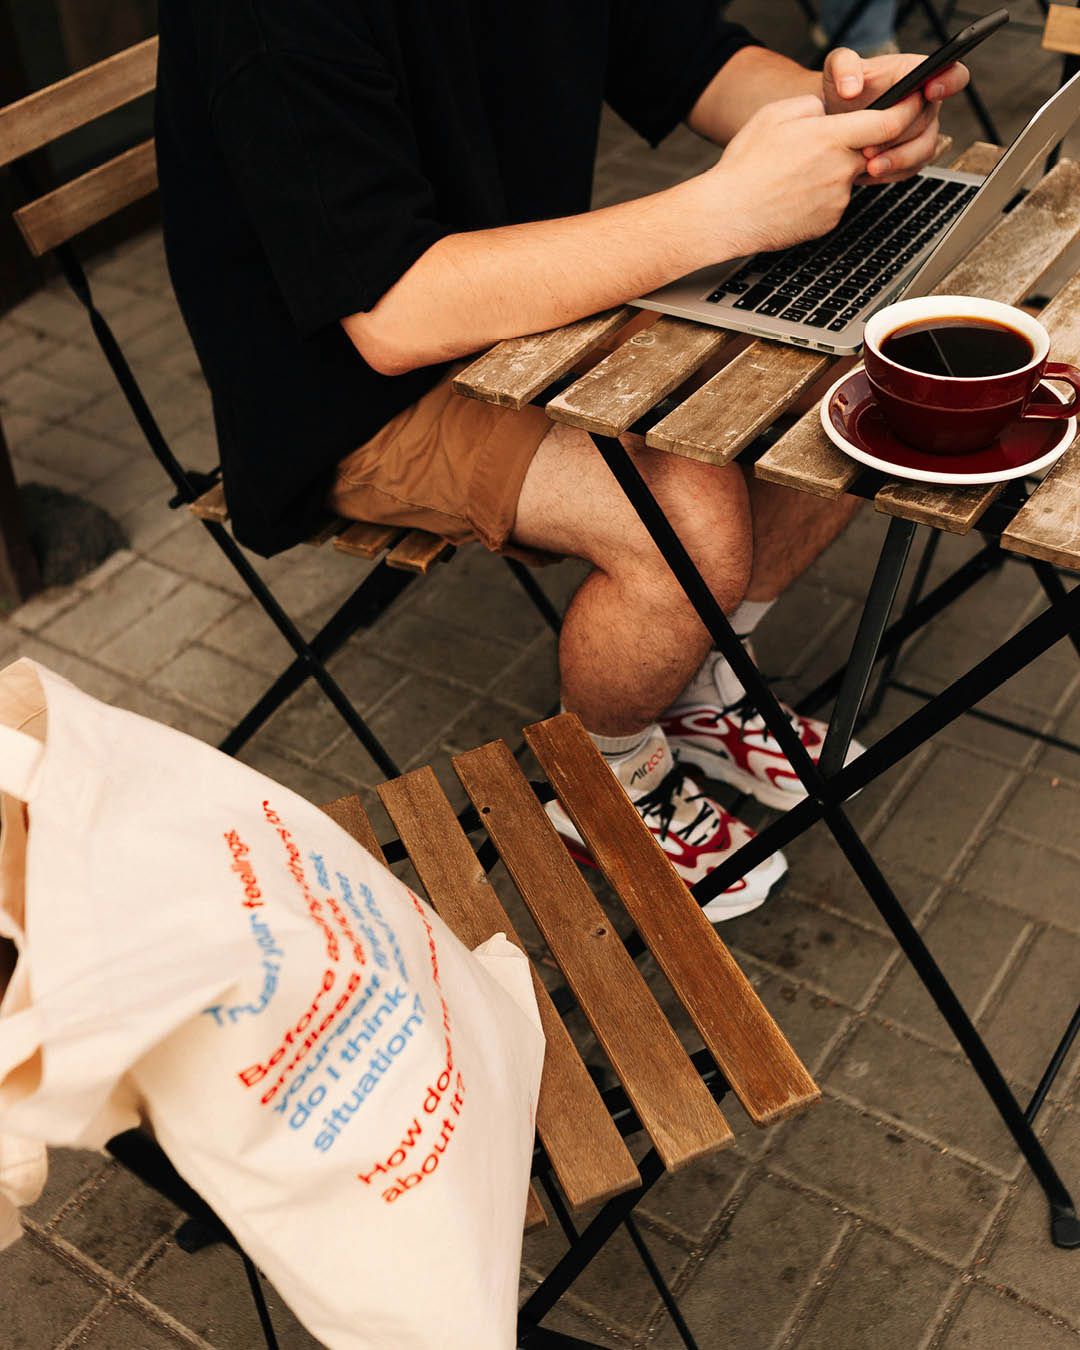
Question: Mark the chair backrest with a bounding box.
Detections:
[0,36,158,257]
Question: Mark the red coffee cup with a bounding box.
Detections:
[862,296,1080,454]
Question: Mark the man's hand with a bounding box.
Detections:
[702,91,932,258]
[822,48,970,181]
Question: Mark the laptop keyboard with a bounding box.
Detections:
[705,177,978,332]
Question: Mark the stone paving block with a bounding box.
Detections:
[201,598,297,675]
[414,547,552,646]
[803,508,892,602]
[441,695,546,757]
[95,580,237,678]
[8,579,86,633]
[256,647,405,762]
[981,1110,1080,1325]
[133,1242,323,1349]
[16,422,137,485]
[771,1097,1007,1263]
[724,889,896,1009]
[53,1162,182,1281]
[111,684,229,746]
[373,609,522,692]
[635,1138,752,1244]
[41,558,181,653]
[23,1147,109,1227]
[29,337,117,396]
[1,409,49,451]
[76,1297,205,1350]
[794,1227,956,1350]
[523,1216,690,1339]
[903,622,1079,716]
[0,365,99,422]
[960,831,1080,934]
[9,450,87,494]
[738,958,853,1082]
[0,329,59,379]
[147,522,255,595]
[7,287,88,340]
[650,1176,847,1350]
[999,774,1080,854]
[152,644,277,725]
[87,452,174,519]
[0,1233,106,1348]
[942,1282,1080,1349]
[978,928,1080,1091]
[874,887,1030,1051]
[250,543,370,623]
[751,582,856,686]
[118,489,191,553]
[319,672,468,785]
[101,293,180,347]
[516,1289,624,1349]
[783,822,931,932]
[8,635,129,703]
[871,744,1016,881]
[826,1019,1024,1176]
[239,741,358,810]
[496,633,560,716]
[167,416,219,473]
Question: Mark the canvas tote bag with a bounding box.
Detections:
[0,658,545,1349]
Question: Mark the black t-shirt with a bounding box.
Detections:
[155,1,758,555]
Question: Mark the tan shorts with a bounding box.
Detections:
[328,367,557,565]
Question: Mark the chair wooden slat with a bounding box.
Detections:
[377,765,642,1210]
[14,138,157,257]
[319,789,551,1229]
[452,308,635,410]
[646,342,835,464]
[526,715,820,1127]
[333,521,402,559]
[453,736,734,1169]
[319,794,387,863]
[544,316,731,438]
[385,529,453,573]
[189,482,228,523]
[0,36,158,169]
[754,143,1005,503]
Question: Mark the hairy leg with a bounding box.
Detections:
[511,424,753,736]
[742,471,860,602]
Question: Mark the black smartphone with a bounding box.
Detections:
[866,8,1009,110]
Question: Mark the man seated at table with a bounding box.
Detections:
[155,2,967,919]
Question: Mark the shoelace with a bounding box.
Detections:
[721,694,804,747]
[634,765,716,847]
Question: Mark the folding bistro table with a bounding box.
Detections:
[455,140,1080,1249]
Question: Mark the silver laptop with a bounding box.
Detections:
[632,70,1080,355]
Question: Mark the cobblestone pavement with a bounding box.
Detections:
[2,4,1080,1347]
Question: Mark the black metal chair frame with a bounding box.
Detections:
[9,161,561,782]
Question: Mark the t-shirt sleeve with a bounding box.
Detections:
[605,2,762,147]
[208,40,448,337]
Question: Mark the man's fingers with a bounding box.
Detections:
[864,113,941,177]
[824,46,864,101]
[830,90,924,150]
[922,60,969,103]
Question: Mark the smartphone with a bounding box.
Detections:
[866,8,1009,110]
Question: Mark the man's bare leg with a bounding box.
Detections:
[511,422,753,737]
[742,471,860,602]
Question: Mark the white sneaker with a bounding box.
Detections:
[545,725,786,921]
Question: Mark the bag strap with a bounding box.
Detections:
[0,727,44,802]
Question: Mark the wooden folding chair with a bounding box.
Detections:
[0,37,560,779]
[99,711,817,1348]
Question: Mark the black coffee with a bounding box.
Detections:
[880,317,1035,378]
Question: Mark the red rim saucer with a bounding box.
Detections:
[820,368,1077,484]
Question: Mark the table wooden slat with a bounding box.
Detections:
[377,765,642,1210]
[545,316,732,438]
[1000,267,1080,569]
[646,341,834,464]
[453,308,635,410]
[319,790,550,1228]
[453,737,734,1169]
[526,715,819,1127]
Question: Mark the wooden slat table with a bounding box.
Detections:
[322,712,818,1345]
[453,143,1080,1252]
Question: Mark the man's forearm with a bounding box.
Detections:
[343,174,739,377]
[688,46,822,143]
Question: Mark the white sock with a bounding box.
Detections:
[588,727,651,759]
[672,599,777,711]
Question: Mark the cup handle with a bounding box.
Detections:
[1025,362,1080,418]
